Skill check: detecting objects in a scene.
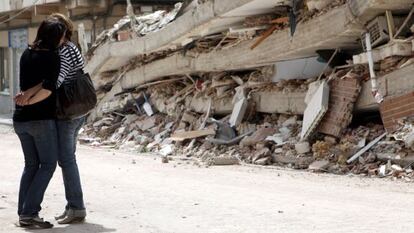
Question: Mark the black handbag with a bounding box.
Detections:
[56,70,97,120]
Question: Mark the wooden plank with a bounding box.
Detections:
[170,128,216,141]
[250,24,279,50]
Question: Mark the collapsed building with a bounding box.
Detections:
[80,0,414,180]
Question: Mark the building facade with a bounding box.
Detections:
[0,0,178,114]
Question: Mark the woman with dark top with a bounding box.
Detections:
[13,18,66,229]
[15,13,87,225]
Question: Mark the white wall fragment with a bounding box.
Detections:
[300,81,330,140]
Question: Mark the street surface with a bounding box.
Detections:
[0,124,413,233]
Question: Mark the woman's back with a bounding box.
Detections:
[13,48,60,122]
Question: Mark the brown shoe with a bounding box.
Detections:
[57,209,86,224]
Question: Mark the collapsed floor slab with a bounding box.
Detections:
[86,0,292,76]
[119,0,413,90]
[89,0,414,121]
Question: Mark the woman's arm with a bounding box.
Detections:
[14,83,42,105]
[25,88,52,105]
[16,51,60,106]
[56,45,71,88]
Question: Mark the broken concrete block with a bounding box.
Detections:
[143,102,154,116]
[295,142,311,154]
[154,130,169,143]
[254,157,272,165]
[282,116,297,127]
[240,127,277,147]
[136,116,157,131]
[124,114,140,125]
[170,128,216,141]
[265,134,286,146]
[305,80,323,105]
[237,123,257,135]
[160,144,174,156]
[300,81,329,140]
[353,41,413,64]
[229,97,248,127]
[232,86,247,104]
[252,148,271,162]
[119,141,136,151]
[213,120,236,141]
[272,154,314,168]
[274,148,284,154]
[181,111,197,124]
[376,153,414,167]
[210,156,239,166]
[324,136,337,144]
[161,156,169,163]
[404,133,414,150]
[308,160,330,171]
[307,0,334,11]
[135,145,145,153]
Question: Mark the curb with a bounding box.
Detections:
[0,119,12,126]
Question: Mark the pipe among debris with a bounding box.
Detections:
[365,32,382,103]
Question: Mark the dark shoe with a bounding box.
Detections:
[57,209,86,224]
[19,216,53,229]
[55,210,67,220]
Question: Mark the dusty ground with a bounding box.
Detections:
[0,124,414,233]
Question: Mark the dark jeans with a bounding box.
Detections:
[57,117,85,210]
[14,120,58,218]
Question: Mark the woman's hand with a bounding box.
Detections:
[14,92,31,106]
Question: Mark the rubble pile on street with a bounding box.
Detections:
[80,65,414,180]
[80,0,414,181]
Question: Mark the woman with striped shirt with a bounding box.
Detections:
[50,13,87,224]
[15,13,87,224]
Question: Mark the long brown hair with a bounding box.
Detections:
[31,18,66,50]
[48,13,73,41]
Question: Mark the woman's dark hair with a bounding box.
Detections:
[31,18,66,50]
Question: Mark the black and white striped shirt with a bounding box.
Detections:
[57,41,85,88]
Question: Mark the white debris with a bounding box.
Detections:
[160,144,174,156]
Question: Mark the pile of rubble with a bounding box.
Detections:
[80,65,414,181]
[81,0,414,181]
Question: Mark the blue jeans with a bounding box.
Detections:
[57,117,85,210]
[14,120,58,218]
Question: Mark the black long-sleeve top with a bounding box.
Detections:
[13,48,60,122]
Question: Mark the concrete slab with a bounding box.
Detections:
[86,0,290,76]
[356,62,414,111]
[229,97,248,127]
[90,0,414,120]
[300,81,329,140]
[353,41,413,64]
[118,0,414,90]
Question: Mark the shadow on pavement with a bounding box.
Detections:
[23,222,116,233]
